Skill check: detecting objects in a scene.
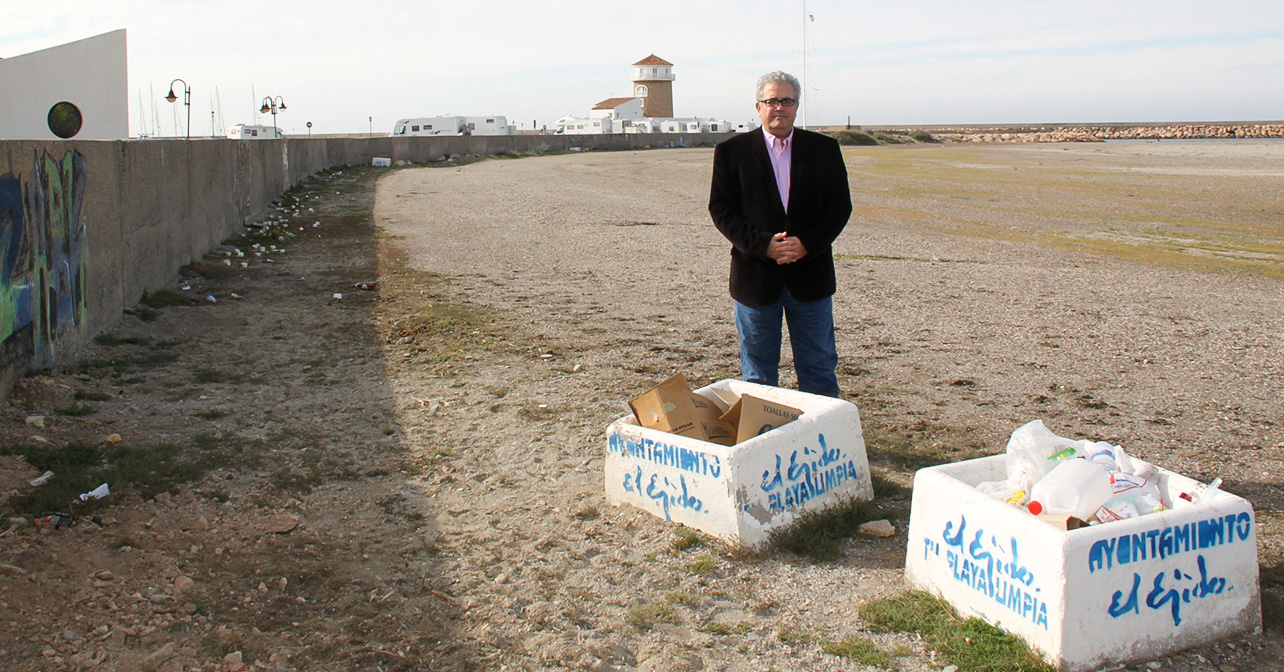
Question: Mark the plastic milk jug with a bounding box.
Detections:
[1026,458,1112,520]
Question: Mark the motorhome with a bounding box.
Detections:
[227,124,284,139]
[391,116,515,137]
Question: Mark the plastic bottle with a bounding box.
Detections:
[1198,478,1224,503]
[1026,458,1113,520]
[1175,477,1223,508]
[1047,446,1079,463]
[1087,442,1118,471]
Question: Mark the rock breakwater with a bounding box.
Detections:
[928,123,1284,143]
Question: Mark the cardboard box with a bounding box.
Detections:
[721,393,802,444]
[905,455,1261,671]
[607,379,873,549]
[628,374,735,446]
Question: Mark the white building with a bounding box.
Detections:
[555,56,756,136]
[0,30,128,140]
[391,116,515,136]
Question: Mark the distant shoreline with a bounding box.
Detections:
[830,121,1284,143]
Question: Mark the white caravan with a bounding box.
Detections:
[227,124,284,139]
[391,116,515,136]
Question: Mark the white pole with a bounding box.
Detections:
[801,0,809,129]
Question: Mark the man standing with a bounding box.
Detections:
[708,71,852,397]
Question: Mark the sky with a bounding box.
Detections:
[3,0,1283,138]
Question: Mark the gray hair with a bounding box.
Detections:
[756,71,801,101]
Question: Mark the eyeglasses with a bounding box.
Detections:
[758,98,798,108]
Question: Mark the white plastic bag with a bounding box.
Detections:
[977,420,1086,501]
[1004,419,1086,491]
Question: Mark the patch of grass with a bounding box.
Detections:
[823,636,891,666]
[682,554,717,575]
[139,289,198,308]
[778,628,820,644]
[665,591,700,605]
[627,601,679,630]
[672,525,705,551]
[871,472,910,499]
[908,130,938,143]
[699,621,753,636]
[830,130,879,146]
[766,497,875,563]
[182,260,240,280]
[860,590,1054,672]
[77,350,180,377]
[123,306,160,322]
[871,131,913,144]
[54,403,97,417]
[73,390,113,402]
[0,435,256,518]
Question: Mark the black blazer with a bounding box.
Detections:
[708,128,852,307]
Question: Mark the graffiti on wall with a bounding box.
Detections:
[757,433,865,514]
[0,149,88,371]
[609,433,721,520]
[1091,512,1250,627]
[922,515,1050,630]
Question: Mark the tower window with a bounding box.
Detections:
[635,85,648,97]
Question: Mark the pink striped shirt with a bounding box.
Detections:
[763,128,793,213]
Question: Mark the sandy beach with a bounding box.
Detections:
[1,140,1281,671]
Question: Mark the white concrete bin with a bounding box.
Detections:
[605,379,872,549]
[905,455,1261,672]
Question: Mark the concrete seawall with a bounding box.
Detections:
[0,132,729,395]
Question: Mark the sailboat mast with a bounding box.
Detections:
[801,0,809,129]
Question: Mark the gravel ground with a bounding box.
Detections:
[0,141,1281,672]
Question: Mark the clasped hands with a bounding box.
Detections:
[767,232,808,265]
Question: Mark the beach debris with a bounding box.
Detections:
[80,483,110,501]
[858,519,897,537]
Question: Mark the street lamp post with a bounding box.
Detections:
[164,78,191,139]
[259,96,287,138]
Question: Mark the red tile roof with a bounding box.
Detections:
[633,54,672,66]
[593,97,640,110]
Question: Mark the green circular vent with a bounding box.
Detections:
[47,102,83,139]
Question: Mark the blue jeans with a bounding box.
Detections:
[733,287,839,397]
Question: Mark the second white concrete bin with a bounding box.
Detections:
[905,455,1261,672]
[605,379,873,549]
